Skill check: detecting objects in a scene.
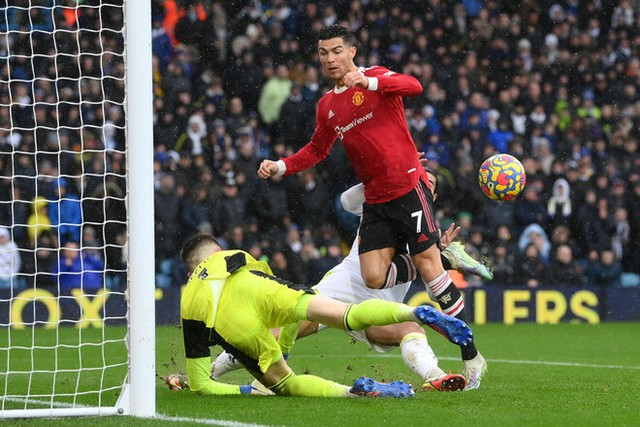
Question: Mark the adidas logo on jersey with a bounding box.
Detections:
[328,110,335,119]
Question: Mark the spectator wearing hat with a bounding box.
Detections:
[547,178,572,229]
[174,113,210,160]
[26,197,52,248]
[518,223,552,265]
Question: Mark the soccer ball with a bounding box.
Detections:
[478,154,526,201]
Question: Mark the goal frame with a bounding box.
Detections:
[1,0,155,418]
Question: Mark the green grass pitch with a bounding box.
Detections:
[2,323,639,426]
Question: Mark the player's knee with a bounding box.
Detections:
[362,271,385,289]
[402,322,426,336]
[412,249,445,282]
[361,265,386,289]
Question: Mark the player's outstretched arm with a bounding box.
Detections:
[186,357,248,395]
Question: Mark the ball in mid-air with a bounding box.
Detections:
[478,153,526,201]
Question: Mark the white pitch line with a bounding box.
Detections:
[2,398,277,427]
[293,354,640,370]
[154,413,278,427]
[1,397,91,408]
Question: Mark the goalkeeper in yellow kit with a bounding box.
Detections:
[175,233,474,397]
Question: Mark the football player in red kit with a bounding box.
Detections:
[258,24,486,388]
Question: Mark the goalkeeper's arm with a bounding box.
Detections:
[187,357,261,395]
[182,318,255,395]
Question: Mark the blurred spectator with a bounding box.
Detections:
[81,226,102,259]
[211,177,246,238]
[546,178,572,229]
[584,249,623,287]
[513,186,548,235]
[277,82,315,150]
[154,174,181,261]
[518,223,551,265]
[26,197,52,247]
[227,225,248,250]
[515,244,545,288]
[181,183,215,238]
[487,119,514,152]
[0,227,22,290]
[543,244,583,287]
[489,243,516,285]
[175,113,210,159]
[268,250,297,282]
[549,225,581,261]
[249,173,290,236]
[306,239,343,285]
[289,168,329,229]
[54,241,104,292]
[20,230,58,288]
[258,63,292,130]
[105,229,128,291]
[280,224,306,284]
[47,178,82,245]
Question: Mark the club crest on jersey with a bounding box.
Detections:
[352,91,364,106]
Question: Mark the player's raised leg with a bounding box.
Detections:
[302,294,473,346]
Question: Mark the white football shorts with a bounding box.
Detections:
[313,251,412,353]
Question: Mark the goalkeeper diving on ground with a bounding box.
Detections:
[167,231,474,398]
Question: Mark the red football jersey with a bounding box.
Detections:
[281,66,425,204]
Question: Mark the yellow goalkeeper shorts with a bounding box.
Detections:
[214,269,313,374]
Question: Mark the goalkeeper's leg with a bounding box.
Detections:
[300,294,472,346]
[212,320,320,380]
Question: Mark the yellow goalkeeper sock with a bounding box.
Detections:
[343,299,414,331]
[271,372,351,397]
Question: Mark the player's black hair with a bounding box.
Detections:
[318,24,356,47]
[424,165,439,195]
[180,233,221,265]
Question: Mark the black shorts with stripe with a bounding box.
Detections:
[359,177,439,255]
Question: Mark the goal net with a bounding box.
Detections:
[0,0,155,418]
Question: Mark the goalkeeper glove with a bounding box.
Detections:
[165,373,189,391]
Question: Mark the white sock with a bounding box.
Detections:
[400,333,445,382]
[210,351,242,380]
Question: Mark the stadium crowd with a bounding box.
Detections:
[1,0,639,291]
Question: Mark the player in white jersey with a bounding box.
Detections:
[205,167,489,391]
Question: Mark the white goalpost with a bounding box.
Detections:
[0,0,155,418]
